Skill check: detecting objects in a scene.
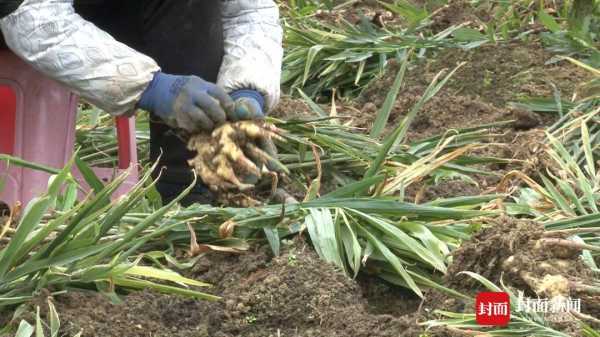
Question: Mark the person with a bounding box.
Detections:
[0,0,283,205]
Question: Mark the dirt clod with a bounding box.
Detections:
[447,216,599,318]
[44,244,424,337]
[447,217,545,290]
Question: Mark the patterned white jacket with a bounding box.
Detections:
[0,0,283,116]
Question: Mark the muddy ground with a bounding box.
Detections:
[23,242,424,337]
[274,39,589,203]
[4,216,597,337]
[445,217,600,335]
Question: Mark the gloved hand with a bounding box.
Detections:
[229,89,266,122]
[229,89,279,161]
[138,72,234,133]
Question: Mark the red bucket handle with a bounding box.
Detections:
[0,85,16,155]
[115,116,138,170]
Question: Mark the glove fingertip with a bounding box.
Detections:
[235,100,265,121]
[209,86,235,112]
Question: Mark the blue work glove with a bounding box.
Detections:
[138,72,234,133]
[230,89,279,162]
[229,89,266,122]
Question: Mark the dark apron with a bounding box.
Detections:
[0,1,24,20]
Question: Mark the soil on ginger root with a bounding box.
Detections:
[413,216,600,336]
[37,243,424,337]
[446,216,548,290]
[443,217,600,326]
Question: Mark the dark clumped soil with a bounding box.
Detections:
[354,41,589,201]
[274,41,588,203]
[448,217,594,291]
[271,96,315,120]
[446,216,546,289]
[298,43,578,203]
[428,0,490,33]
[416,179,484,202]
[418,216,600,336]
[201,245,422,337]
[446,217,600,324]
[357,274,422,317]
[21,243,424,337]
[360,41,588,140]
[299,1,404,29]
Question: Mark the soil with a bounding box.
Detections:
[355,41,589,201]
[304,1,404,29]
[274,39,590,205]
[427,0,495,33]
[359,41,587,139]
[271,97,315,120]
[2,218,597,337]
[447,216,547,290]
[271,10,591,203]
[8,242,425,337]
[411,178,485,203]
[446,216,600,326]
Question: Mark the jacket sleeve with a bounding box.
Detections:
[0,0,160,116]
[219,0,283,112]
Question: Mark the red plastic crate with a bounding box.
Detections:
[0,50,138,209]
